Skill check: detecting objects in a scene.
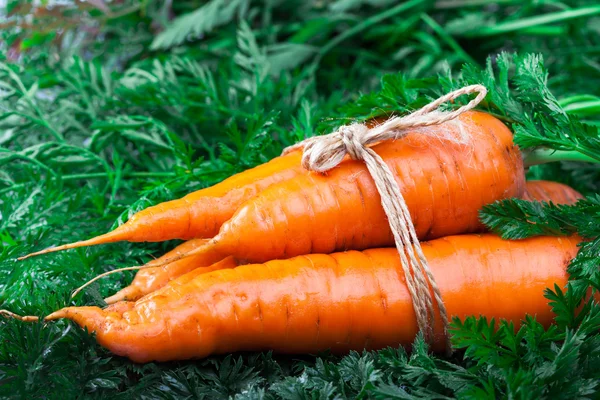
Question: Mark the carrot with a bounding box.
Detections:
[523,180,583,204]
[20,109,524,262]
[19,151,304,259]
[100,256,238,315]
[104,239,237,304]
[152,111,524,267]
[104,179,579,304]
[46,234,580,363]
[21,110,529,262]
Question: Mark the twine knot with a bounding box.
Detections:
[301,124,369,172]
[338,124,367,161]
[282,84,488,350]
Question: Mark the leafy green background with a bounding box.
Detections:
[2,1,600,398]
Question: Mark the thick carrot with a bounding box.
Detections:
[46,234,580,363]
[157,111,525,266]
[21,111,523,262]
[523,180,583,204]
[19,151,304,259]
[22,111,530,262]
[104,239,237,304]
[105,179,580,304]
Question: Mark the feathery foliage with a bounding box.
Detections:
[1,1,600,398]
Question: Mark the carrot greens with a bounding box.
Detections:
[2,1,600,398]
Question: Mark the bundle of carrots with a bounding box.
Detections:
[17,94,587,362]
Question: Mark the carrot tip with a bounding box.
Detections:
[18,246,71,261]
[17,252,40,261]
[44,309,69,321]
[105,287,138,304]
[19,242,83,260]
[19,226,133,260]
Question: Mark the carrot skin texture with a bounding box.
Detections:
[46,234,580,363]
[523,180,583,204]
[102,257,239,315]
[130,151,303,241]
[191,111,525,264]
[104,239,237,304]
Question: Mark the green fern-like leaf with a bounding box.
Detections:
[150,0,250,50]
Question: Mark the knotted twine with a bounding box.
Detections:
[283,84,488,346]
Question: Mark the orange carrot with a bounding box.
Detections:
[104,239,237,303]
[19,151,304,259]
[22,111,531,262]
[105,179,578,304]
[20,110,525,262]
[523,180,583,204]
[46,234,580,363]
[101,255,238,315]
[155,111,525,267]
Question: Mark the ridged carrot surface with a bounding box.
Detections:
[523,180,583,204]
[132,151,302,240]
[20,151,304,259]
[104,239,237,304]
[47,234,581,363]
[105,179,580,304]
[167,111,525,266]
